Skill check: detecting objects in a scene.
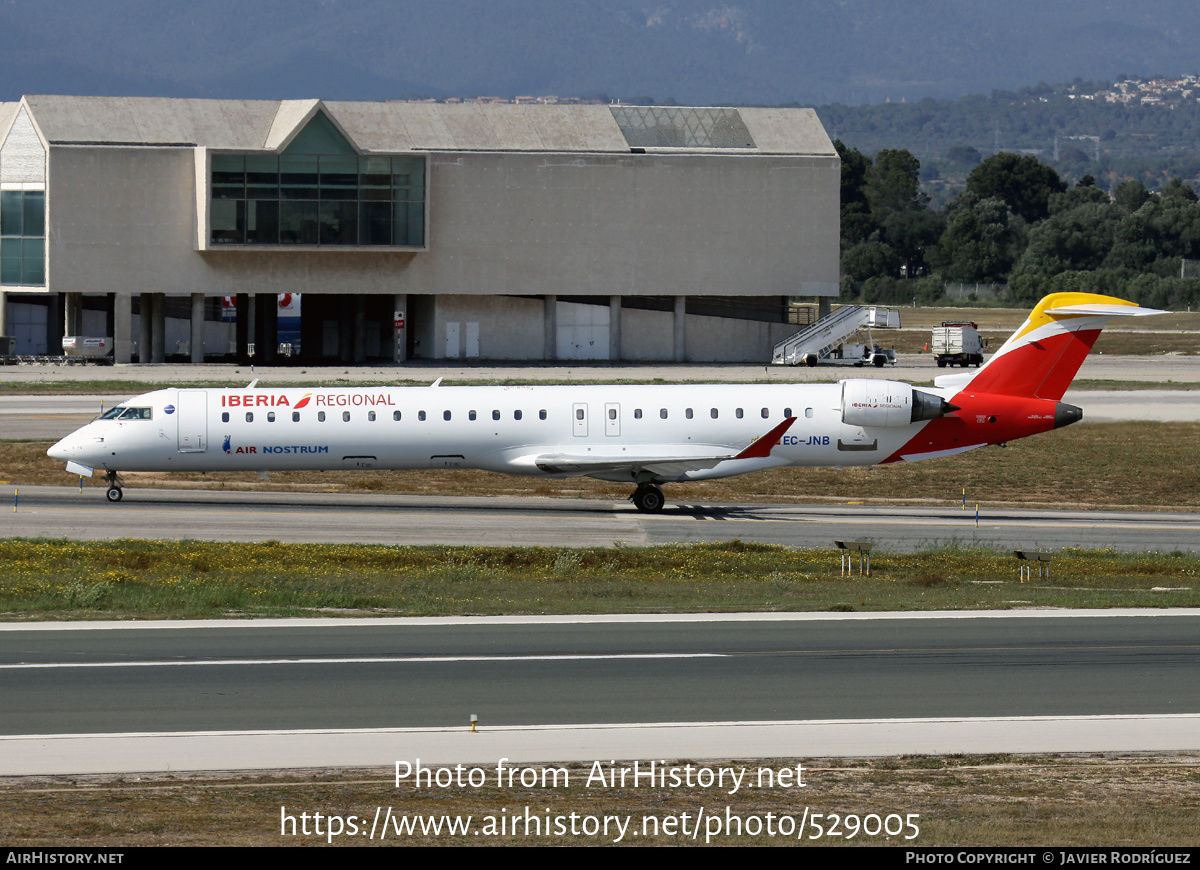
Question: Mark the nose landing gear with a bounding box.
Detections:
[630,483,665,513]
[103,470,123,503]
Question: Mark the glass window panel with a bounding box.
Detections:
[280,200,318,244]
[23,192,44,236]
[211,154,245,199]
[246,200,279,244]
[393,156,425,199]
[394,201,424,246]
[22,237,44,285]
[280,155,319,199]
[1,191,21,236]
[319,155,358,200]
[1,238,21,284]
[360,155,391,200]
[320,200,357,245]
[245,155,278,199]
[210,199,245,244]
[359,201,391,245]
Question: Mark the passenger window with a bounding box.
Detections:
[318,411,326,422]
[393,411,402,421]
[539,410,547,420]
[492,410,500,421]
[685,408,693,420]
[342,411,350,422]
[444,410,452,421]
[292,411,300,422]
[419,411,427,421]
[222,412,230,423]
[736,408,744,419]
[761,408,770,419]
[267,411,275,422]
[469,410,477,421]
[368,411,376,422]
[245,412,253,422]
[805,408,813,418]
[710,408,718,419]
[784,407,792,417]
[634,409,642,419]
[514,410,522,420]
[660,409,668,419]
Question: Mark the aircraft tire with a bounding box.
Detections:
[106,486,123,503]
[633,485,665,513]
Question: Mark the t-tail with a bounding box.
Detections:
[886,293,1163,464]
[937,292,1163,401]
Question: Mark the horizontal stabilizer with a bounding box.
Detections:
[1043,303,1165,317]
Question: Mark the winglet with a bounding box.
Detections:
[735,417,796,460]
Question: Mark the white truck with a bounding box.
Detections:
[931,321,985,368]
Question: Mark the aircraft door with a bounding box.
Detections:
[176,389,208,453]
[573,403,588,437]
[605,402,620,436]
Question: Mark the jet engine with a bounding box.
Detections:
[840,379,959,428]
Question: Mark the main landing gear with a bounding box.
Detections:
[630,483,665,513]
[104,470,123,503]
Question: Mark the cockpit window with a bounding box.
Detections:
[101,407,152,420]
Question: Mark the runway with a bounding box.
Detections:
[5,485,1200,552]
[1,611,1197,774]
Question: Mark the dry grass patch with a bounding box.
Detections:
[1,754,1195,846]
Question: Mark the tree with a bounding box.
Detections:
[966,153,1067,223]
[934,194,1024,283]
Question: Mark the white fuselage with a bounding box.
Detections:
[48,382,940,484]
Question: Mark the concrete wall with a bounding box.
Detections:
[431,294,545,360]
[45,146,839,302]
[0,107,45,184]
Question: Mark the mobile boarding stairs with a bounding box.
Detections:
[771,305,900,367]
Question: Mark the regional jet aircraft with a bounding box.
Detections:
[47,293,1159,512]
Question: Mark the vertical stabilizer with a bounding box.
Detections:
[938,293,1163,400]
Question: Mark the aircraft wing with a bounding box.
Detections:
[533,417,796,476]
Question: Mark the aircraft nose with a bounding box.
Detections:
[47,436,73,461]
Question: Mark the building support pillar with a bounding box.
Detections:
[673,295,686,362]
[392,294,407,363]
[818,296,832,320]
[608,295,621,361]
[255,293,276,365]
[0,291,8,347]
[139,293,153,363]
[150,293,166,363]
[64,292,84,340]
[235,293,250,364]
[543,294,557,361]
[190,293,205,363]
[113,293,132,363]
[352,296,366,363]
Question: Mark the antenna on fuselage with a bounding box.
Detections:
[246,379,258,389]
[430,377,443,388]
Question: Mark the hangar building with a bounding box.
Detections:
[0,96,839,364]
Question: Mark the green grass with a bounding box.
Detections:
[1,539,1196,620]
